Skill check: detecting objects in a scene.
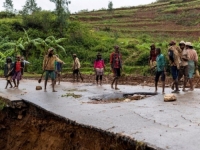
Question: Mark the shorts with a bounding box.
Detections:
[113,68,121,77]
[155,71,165,82]
[73,69,79,75]
[171,66,179,80]
[178,66,188,80]
[12,71,22,80]
[95,68,104,76]
[45,70,55,80]
[188,60,195,79]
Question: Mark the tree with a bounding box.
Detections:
[3,0,13,13]
[22,0,41,15]
[50,0,71,37]
[108,1,113,13]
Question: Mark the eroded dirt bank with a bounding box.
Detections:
[0,100,155,150]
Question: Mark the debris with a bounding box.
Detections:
[164,94,176,102]
[124,99,131,102]
[36,86,42,90]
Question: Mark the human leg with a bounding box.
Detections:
[100,75,102,85]
[44,71,48,92]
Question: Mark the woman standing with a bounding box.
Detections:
[185,42,198,91]
[94,53,105,86]
[4,57,14,89]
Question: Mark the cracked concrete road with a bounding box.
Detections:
[0,78,200,150]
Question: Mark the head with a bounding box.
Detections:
[179,41,185,50]
[6,57,12,63]
[150,44,155,50]
[73,54,77,59]
[48,48,54,57]
[169,41,176,46]
[114,45,119,53]
[155,48,161,55]
[16,55,21,61]
[97,53,102,59]
[185,42,193,49]
[21,56,24,61]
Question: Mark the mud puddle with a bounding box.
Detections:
[88,92,157,104]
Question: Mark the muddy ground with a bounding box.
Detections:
[0,100,155,150]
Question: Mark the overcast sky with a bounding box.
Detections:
[0,0,156,13]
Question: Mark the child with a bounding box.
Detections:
[4,57,14,89]
[155,48,166,94]
[94,53,105,85]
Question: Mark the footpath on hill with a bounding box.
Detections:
[0,78,200,150]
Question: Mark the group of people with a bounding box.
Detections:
[4,56,30,89]
[4,41,198,93]
[150,41,198,94]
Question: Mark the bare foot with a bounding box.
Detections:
[53,90,57,92]
[5,87,7,89]
[115,87,120,90]
[44,89,47,92]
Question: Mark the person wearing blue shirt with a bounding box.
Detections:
[155,48,166,94]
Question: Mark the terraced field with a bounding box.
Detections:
[71,0,200,40]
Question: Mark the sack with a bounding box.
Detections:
[168,50,174,62]
[196,69,200,77]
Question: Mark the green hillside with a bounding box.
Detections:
[1,0,200,75]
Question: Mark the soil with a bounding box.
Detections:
[0,100,155,150]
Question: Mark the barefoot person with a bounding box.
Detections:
[72,54,81,82]
[4,57,14,89]
[149,44,157,74]
[110,45,122,90]
[179,41,189,91]
[12,55,24,88]
[155,48,166,94]
[185,42,198,91]
[55,54,62,85]
[43,48,64,92]
[94,53,105,85]
[168,41,181,93]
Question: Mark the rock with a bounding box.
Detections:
[128,95,145,100]
[124,99,131,102]
[164,94,176,102]
[17,115,23,120]
[36,86,42,90]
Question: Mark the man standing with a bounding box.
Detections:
[149,44,157,74]
[21,56,30,76]
[178,41,189,91]
[168,41,181,93]
[185,42,198,91]
[12,55,24,88]
[72,54,81,82]
[155,48,166,94]
[43,48,64,92]
[110,45,122,90]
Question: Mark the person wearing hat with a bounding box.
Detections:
[12,55,24,88]
[4,57,14,89]
[72,53,81,82]
[185,42,198,91]
[149,44,157,74]
[43,48,65,92]
[94,53,105,85]
[168,41,181,93]
[178,41,189,91]
[110,45,122,90]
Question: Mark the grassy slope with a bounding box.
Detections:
[71,0,200,41]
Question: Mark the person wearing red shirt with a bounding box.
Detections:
[12,55,24,88]
[94,53,105,85]
[110,45,122,90]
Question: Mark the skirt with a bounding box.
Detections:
[95,68,104,76]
